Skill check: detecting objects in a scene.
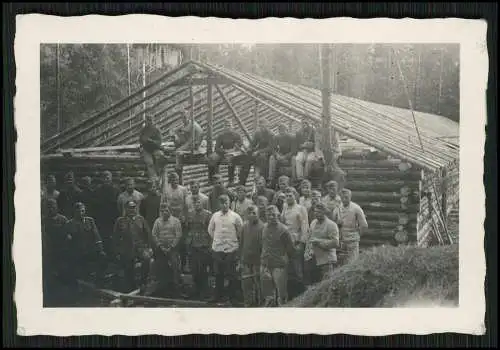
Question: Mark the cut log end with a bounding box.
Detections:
[394,230,409,243]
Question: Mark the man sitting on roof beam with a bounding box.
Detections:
[294,117,319,184]
[139,114,164,185]
[170,107,204,185]
[248,119,275,182]
[207,119,250,187]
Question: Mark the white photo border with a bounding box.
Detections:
[14,14,487,336]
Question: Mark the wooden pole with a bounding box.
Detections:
[438,48,444,114]
[207,83,213,154]
[56,43,61,139]
[320,43,336,174]
[415,45,421,111]
[190,79,195,151]
[127,43,132,128]
[215,84,252,143]
[142,46,147,121]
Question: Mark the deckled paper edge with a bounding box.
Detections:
[13,15,487,336]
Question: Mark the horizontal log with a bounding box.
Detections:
[338,149,390,160]
[363,211,417,222]
[338,158,403,169]
[351,191,401,202]
[357,201,419,212]
[343,180,420,192]
[345,169,422,181]
[364,220,417,230]
[169,76,233,86]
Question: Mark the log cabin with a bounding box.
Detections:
[40,60,459,249]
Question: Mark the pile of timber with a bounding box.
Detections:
[41,147,422,248]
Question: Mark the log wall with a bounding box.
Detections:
[41,144,425,249]
[416,159,459,247]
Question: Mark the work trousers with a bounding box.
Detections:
[295,150,321,179]
[207,152,251,185]
[260,266,288,306]
[174,141,202,185]
[287,243,305,300]
[141,148,164,183]
[337,241,360,266]
[253,152,271,180]
[153,249,182,297]
[212,250,239,301]
[241,263,261,307]
[189,246,213,298]
[120,255,152,293]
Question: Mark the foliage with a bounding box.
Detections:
[285,243,459,307]
[40,43,459,141]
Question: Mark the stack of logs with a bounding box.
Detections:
[41,147,422,248]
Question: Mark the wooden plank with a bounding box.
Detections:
[170,77,233,86]
[215,84,252,143]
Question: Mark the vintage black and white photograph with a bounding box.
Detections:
[39,41,460,309]
[15,15,486,335]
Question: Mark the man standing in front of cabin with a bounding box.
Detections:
[186,180,209,212]
[231,185,254,222]
[117,178,145,217]
[151,203,184,297]
[304,202,340,283]
[321,180,343,223]
[184,195,213,299]
[338,188,368,265]
[280,187,309,299]
[207,194,244,303]
[240,205,264,307]
[260,205,295,306]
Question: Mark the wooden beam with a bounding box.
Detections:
[207,83,214,154]
[215,84,252,143]
[170,77,233,86]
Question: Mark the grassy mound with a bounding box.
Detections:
[286,244,459,308]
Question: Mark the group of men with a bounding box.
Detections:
[139,108,342,191]
[41,164,368,307]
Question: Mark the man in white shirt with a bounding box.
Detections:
[338,188,368,265]
[208,194,244,303]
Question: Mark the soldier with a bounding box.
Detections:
[140,180,162,230]
[240,205,264,307]
[151,203,183,297]
[58,171,83,219]
[248,119,275,180]
[113,200,154,292]
[65,202,106,283]
[307,190,323,223]
[280,187,309,299]
[184,195,213,299]
[41,174,60,202]
[208,194,243,303]
[79,176,95,218]
[231,185,254,222]
[304,202,340,284]
[255,195,269,223]
[294,118,317,181]
[251,176,275,204]
[321,180,343,223]
[337,189,368,265]
[117,178,145,217]
[207,119,249,186]
[268,123,295,186]
[41,198,71,306]
[94,171,120,257]
[139,114,163,183]
[208,174,234,213]
[172,108,204,184]
[186,180,209,212]
[260,205,295,306]
[299,179,313,212]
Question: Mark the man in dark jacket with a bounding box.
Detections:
[268,123,295,186]
[58,171,83,219]
[207,119,250,186]
[249,119,275,181]
[140,114,164,184]
[94,171,121,257]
